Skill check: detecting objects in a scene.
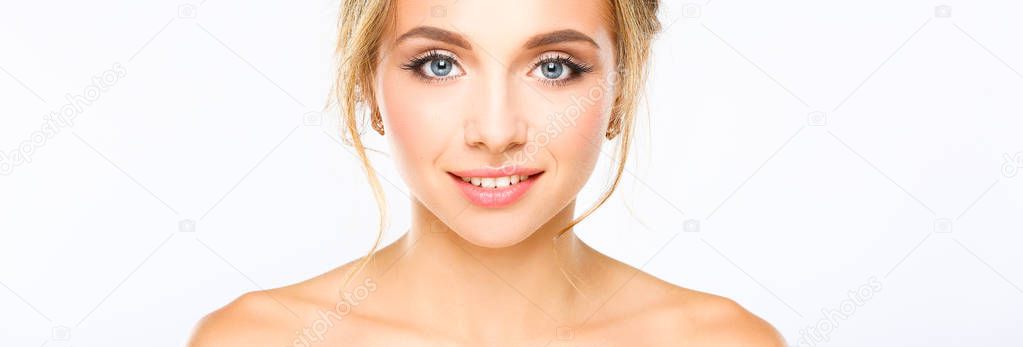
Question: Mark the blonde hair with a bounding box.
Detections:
[332,0,660,285]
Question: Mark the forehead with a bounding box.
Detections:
[384,0,613,50]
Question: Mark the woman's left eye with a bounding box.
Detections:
[536,62,568,80]
[529,55,593,84]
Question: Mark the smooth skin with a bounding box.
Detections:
[190,0,784,345]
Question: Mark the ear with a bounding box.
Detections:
[370,107,385,135]
[604,68,626,140]
[359,80,385,135]
[605,88,625,139]
[605,111,621,140]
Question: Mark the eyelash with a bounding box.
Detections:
[399,50,594,86]
[532,53,594,87]
[400,50,460,83]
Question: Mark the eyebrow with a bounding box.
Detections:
[523,29,599,49]
[395,26,599,50]
[396,26,470,49]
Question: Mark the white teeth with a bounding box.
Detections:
[495,177,510,188]
[481,177,496,188]
[461,174,532,188]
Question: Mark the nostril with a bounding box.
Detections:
[462,107,529,154]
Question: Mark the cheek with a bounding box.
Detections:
[542,86,613,172]
[376,72,458,182]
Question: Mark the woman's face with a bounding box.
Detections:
[374,0,618,248]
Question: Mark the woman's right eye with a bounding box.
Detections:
[402,51,464,81]
[421,57,460,77]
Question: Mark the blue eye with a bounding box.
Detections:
[401,50,464,81]
[540,62,565,79]
[429,58,454,77]
[530,53,593,85]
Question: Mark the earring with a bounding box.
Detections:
[371,109,385,135]
[605,113,621,139]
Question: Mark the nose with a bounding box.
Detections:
[463,77,528,154]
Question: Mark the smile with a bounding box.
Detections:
[448,167,544,208]
[459,174,531,188]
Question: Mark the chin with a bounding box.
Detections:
[446,212,543,248]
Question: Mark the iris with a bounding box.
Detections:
[541,62,564,79]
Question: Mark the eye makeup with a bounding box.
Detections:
[529,52,594,87]
[399,49,595,86]
[400,49,464,83]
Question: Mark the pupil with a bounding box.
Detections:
[431,59,451,76]
[542,63,563,79]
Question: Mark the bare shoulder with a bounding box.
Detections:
[589,255,783,346]
[187,289,306,347]
[188,259,374,347]
[634,279,785,346]
[668,287,784,346]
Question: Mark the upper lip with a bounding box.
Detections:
[449,166,544,178]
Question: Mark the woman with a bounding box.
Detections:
[190,0,784,345]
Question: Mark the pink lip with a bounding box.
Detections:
[448,168,544,208]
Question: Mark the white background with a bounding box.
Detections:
[2,0,1022,346]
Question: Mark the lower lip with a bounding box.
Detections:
[450,173,541,208]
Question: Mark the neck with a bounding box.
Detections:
[384,199,600,340]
